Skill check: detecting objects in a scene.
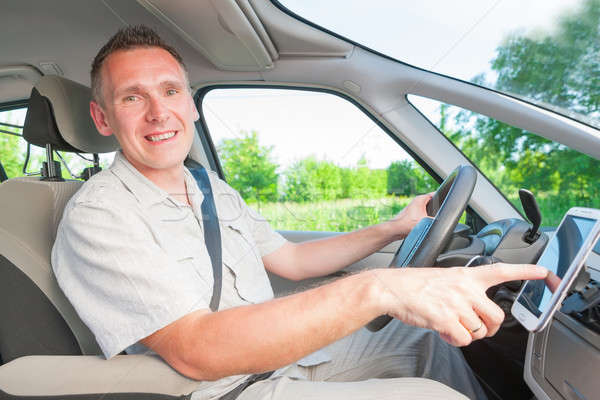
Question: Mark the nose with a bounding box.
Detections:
[145,94,169,123]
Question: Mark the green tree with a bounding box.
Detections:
[387,160,437,196]
[493,0,600,115]
[443,0,600,223]
[387,160,415,196]
[283,157,343,202]
[0,133,23,178]
[217,131,278,203]
[340,156,386,199]
[0,110,26,178]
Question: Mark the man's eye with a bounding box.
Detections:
[124,96,138,103]
[166,89,178,96]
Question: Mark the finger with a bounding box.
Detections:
[442,320,473,347]
[410,194,429,208]
[473,297,505,337]
[459,313,487,341]
[418,193,433,211]
[475,264,548,288]
[546,271,562,293]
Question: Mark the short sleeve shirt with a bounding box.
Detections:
[52,152,331,398]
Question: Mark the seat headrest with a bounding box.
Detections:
[22,76,119,154]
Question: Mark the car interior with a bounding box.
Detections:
[0,1,599,399]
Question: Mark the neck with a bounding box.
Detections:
[122,153,189,204]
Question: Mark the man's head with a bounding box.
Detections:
[91,25,188,105]
[89,25,199,178]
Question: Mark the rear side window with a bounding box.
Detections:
[0,106,114,180]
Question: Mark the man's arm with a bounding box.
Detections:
[141,264,549,381]
[263,193,432,281]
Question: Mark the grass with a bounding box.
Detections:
[252,196,412,232]
[250,193,600,233]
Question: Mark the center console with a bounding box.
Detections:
[524,244,600,400]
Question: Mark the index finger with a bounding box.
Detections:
[474,264,548,288]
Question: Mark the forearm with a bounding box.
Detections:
[266,221,399,280]
[156,271,382,381]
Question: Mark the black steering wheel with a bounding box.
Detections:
[366,165,477,332]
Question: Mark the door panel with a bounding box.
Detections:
[269,230,402,296]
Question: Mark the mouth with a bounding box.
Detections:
[145,130,177,143]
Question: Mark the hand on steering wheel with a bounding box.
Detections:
[367,165,477,332]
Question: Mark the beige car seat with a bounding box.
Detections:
[0,76,199,399]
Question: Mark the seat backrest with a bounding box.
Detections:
[0,76,118,363]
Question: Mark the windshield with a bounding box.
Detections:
[277,0,600,129]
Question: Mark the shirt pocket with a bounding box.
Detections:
[221,219,274,304]
[158,225,214,302]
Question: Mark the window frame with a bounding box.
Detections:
[194,84,487,230]
[405,94,526,222]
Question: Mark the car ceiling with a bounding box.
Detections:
[0,0,352,104]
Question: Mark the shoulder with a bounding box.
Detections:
[70,169,135,206]
[206,169,238,196]
[62,169,139,223]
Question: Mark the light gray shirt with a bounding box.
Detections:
[52,152,329,399]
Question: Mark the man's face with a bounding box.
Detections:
[90,47,199,176]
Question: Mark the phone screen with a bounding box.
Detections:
[517,215,597,317]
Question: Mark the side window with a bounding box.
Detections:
[0,107,28,180]
[0,106,114,180]
[201,88,437,232]
[408,95,600,227]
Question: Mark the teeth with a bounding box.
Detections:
[147,131,176,142]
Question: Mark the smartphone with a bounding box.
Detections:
[512,207,600,332]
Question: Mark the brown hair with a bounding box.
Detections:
[91,25,188,104]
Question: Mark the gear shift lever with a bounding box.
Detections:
[519,189,542,244]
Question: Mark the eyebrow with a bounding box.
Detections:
[114,85,142,98]
[114,80,186,98]
[161,80,186,89]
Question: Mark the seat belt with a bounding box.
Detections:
[187,161,222,312]
[187,160,274,399]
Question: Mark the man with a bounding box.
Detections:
[52,25,548,400]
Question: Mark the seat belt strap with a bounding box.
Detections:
[186,160,274,399]
[188,162,222,312]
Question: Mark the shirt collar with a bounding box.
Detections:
[109,151,203,209]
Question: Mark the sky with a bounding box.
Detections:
[204,0,581,171]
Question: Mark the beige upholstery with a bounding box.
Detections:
[0,178,101,355]
[0,355,200,396]
[0,75,120,356]
[34,76,119,153]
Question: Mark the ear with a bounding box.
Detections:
[89,101,114,137]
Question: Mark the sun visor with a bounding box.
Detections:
[137,0,277,71]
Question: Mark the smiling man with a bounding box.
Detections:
[52,25,548,400]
